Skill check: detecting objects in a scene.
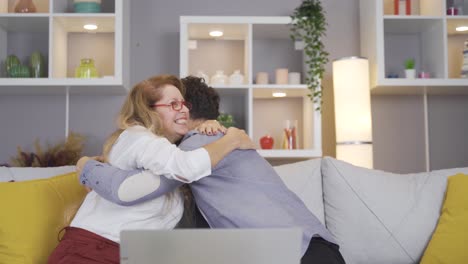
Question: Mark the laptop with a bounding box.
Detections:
[120,228,302,264]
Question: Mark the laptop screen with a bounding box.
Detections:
[121,228,302,264]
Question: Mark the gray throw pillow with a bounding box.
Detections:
[322,157,468,264]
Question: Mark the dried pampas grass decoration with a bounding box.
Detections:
[10,132,86,167]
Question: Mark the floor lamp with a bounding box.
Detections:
[332,57,373,169]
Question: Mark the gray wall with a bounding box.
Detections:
[0,0,360,164]
[1,0,467,173]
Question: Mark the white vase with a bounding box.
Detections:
[229,70,244,85]
[405,69,416,79]
[211,70,228,85]
[196,70,209,84]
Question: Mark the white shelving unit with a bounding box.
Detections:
[0,0,129,138]
[0,0,129,95]
[361,0,468,94]
[180,16,322,159]
[360,0,468,171]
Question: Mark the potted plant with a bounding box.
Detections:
[290,0,328,111]
[217,113,235,128]
[404,58,416,79]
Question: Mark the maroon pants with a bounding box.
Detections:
[48,227,120,264]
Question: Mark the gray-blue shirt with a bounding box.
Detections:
[81,130,336,255]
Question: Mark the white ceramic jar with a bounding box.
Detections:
[229,70,244,85]
[211,70,228,85]
[288,72,301,84]
[196,70,210,84]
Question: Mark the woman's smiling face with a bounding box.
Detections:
[153,84,190,143]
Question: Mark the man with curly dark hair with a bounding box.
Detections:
[182,76,220,121]
[79,76,345,264]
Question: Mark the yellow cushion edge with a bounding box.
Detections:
[0,171,88,264]
[420,173,468,264]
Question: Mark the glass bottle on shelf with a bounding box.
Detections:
[30,51,45,78]
[281,120,298,150]
[75,58,99,78]
[14,0,37,13]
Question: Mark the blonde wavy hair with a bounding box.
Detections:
[102,74,185,160]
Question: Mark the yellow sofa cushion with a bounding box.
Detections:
[420,173,468,264]
[0,172,87,264]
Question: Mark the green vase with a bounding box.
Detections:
[30,51,45,78]
[10,64,30,78]
[5,55,20,77]
[75,58,98,78]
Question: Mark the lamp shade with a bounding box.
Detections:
[333,57,373,168]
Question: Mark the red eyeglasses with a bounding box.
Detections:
[151,100,192,111]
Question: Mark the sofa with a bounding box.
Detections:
[0,157,467,264]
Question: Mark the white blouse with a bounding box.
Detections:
[71,125,212,242]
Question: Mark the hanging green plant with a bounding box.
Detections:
[290,0,328,111]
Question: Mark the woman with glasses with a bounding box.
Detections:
[48,74,254,264]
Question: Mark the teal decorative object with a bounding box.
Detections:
[74,1,101,13]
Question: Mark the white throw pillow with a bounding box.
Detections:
[322,157,468,264]
[9,166,76,182]
[274,158,325,224]
[0,167,14,182]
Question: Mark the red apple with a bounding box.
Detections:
[260,135,274,149]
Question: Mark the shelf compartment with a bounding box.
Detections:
[447,17,468,78]
[216,87,249,131]
[52,16,115,78]
[53,0,115,14]
[383,18,445,79]
[0,16,49,78]
[445,0,468,16]
[187,23,249,85]
[252,88,317,152]
[383,0,444,16]
[252,24,303,85]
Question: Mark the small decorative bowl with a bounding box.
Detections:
[74,2,101,13]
